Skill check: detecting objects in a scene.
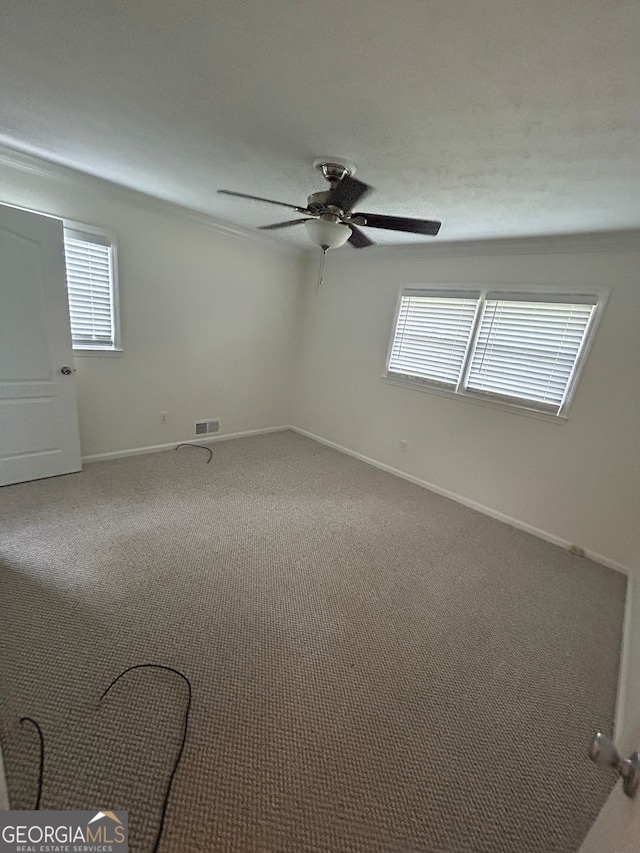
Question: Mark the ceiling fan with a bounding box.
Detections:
[218,158,441,250]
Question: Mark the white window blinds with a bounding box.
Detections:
[388,292,479,386]
[63,228,115,348]
[386,288,602,416]
[466,296,597,410]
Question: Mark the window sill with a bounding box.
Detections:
[73,348,123,358]
[380,375,568,424]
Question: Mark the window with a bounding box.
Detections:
[63,227,119,351]
[388,291,480,387]
[386,289,602,417]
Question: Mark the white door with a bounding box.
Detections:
[580,719,640,852]
[579,574,640,851]
[0,204,82,486]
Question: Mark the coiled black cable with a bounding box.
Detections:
[100,664,192,853]
[19,663,192,853]
[19,716,44,809]
[175,443,213,463]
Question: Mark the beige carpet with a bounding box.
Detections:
[0,430,626,852]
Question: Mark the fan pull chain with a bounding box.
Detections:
[317,247,327,293]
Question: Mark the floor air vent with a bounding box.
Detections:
[195,419,220,436]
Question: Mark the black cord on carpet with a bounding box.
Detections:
[100,664,192,853]
[175,443,213,463]
[19,716,44,810]
[17,663,192,853]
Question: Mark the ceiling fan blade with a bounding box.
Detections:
[258,219,311,230]
[357,213,441,236]
[218,189,308,213]
[347,225,375,248]
[329,177,373,214]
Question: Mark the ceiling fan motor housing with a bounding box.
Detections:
[307,190,338,215]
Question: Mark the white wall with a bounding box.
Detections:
[292,239,640,570]
[0,152,304,457]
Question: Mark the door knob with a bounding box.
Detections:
[589,732,640,798]
[60,366,73,375]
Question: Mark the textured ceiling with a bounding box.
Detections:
[1,0,639,246]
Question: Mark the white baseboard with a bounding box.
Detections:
[82,425,290,463]
[289,425,632,576]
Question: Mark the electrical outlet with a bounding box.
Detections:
[399,439,407,452]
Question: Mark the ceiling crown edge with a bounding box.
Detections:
[0,144,304,258]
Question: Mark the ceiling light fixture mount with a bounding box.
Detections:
[312,156,357,186]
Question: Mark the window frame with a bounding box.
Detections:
[383,284,608,421]
[63,219,122,356]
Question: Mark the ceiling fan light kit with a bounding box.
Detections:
[304,218,351,249]
[218,159,442,250]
